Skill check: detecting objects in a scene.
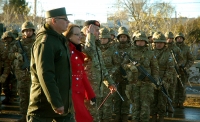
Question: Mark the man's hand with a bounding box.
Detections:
[108,84,117,93]
[90,97,96,105]
[86,24,96,35]
[54,106,64,115]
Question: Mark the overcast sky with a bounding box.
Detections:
[26,0,200,23]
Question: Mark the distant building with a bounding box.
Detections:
[74,19,85,28]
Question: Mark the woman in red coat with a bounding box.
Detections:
[63,24,96,122]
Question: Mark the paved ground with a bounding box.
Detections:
[0,85,200,122]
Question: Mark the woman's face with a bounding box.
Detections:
[69,27,82,44]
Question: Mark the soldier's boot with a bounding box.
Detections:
[1,97,10,105]
[179,103,185,109]
[17,114,26,122]
[158,116,164,122]
[121,114,129,122]
[167,106,174,113]
[113,115,121,122]
[151,114,157,122]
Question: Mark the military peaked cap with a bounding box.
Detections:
[45,7,67,18]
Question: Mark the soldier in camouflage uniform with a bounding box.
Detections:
[9,21,35,122]
[109,28,118,44]
[174,33,194,109]
[82,20,117,122]
[98,27,120,121]
[112,26,132,122]
[165,31,184,112]
[126,31,159,122]
[147,32,154,50]
[0,31,16,105]
[151,32,174,122]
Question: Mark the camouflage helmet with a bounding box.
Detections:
[1,31,15,40]
[175,32,185,41]
[147,31,154,38]
[133,30,148,43]
[99,28,111,39]
[153,31,166,43]
[117,26,130,39]
[165,31,174,39]
[109,28,115,36]
[21,21,35,32]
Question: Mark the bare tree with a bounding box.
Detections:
[108,0,175,34]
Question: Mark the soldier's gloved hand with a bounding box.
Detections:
[15,52,23,61]
[90,97,96,105]
[0,74,8,83]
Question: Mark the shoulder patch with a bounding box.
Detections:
[41,35,48,43]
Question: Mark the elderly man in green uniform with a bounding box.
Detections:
[165,31,184,112]
[126,31,159,122]
[98,27,120,121]
[27,7,74,122]
[174,33,194,109]
[82,20,117,122]
[8,21,36,122]
[151,32,174,122]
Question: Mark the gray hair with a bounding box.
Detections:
[45,18,53,24]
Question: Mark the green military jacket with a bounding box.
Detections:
[99,40,120,82]
[9,34,35,70]
[1,40,15,78]
[114,41,133,83]
[154,46,174,82]
[27,24,72,117]
[83,34,115,94]
[176,42,194,69]
[129,46,159,82]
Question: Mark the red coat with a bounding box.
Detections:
[69,42,95,122]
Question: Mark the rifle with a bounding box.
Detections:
[97,83,124,110]
[170,50,191,87]
[122,52,174,110]
[170,50,184,87]
[17,40,30,71]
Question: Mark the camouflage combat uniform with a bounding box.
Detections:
[175,33,194,108]
[151,32,174,122]
[98,28,120,121]
[9,21,35,121]
[0,31,17,105]
[165,32,184,112]
[112,26,132,122]
[83,31,115,122]
[127,31,159,122]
